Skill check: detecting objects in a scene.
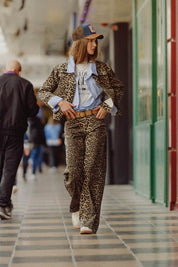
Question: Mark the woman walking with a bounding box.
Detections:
[38,24,124,234]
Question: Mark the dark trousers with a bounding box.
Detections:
[22,153,30,177]
[64,115,107,233]
[30,145,43,174]
[48,146,60,167]
[0,135,23,207]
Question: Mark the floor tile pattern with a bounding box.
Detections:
[0,166,178,267]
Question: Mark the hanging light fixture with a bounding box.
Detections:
[80,0,92,24]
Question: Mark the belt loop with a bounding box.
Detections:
[80,111,85,117]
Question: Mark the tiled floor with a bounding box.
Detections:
[0,165,178,267]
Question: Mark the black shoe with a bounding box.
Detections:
[0,206,11,220]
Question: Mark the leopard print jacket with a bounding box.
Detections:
[38,60,124,122]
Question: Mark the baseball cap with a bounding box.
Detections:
[72,24,104,41]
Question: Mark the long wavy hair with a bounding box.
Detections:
[68,38,99,64]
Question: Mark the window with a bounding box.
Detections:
[137,1,152,122]
[157,0,164,118]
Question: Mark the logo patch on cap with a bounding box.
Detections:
[88,25,96,34]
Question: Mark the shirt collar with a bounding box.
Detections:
[67,56,75,73]
[67,56,98,76]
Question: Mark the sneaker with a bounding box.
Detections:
[12,185,18,194]
[80,226,92,234]
[72,211,80,229]
[0,206,11,220]
[49,167,57,174]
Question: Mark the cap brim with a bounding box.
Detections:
[85,34,104,40]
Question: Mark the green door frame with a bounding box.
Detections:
[133,0,138,191]
[150,0,157,202]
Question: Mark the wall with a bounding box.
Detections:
[111,23,130,184]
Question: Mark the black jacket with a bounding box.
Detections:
[0,73,39,136]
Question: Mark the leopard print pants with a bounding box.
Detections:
[64,114,106,233]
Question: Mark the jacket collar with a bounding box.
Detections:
[67,56,98,77]
[5,71,17,75]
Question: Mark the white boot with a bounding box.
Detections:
[72,211,80,229]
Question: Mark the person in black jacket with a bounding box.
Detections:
[0,59,39,220]
[28,111,46,179]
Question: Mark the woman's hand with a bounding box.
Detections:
[57,138,62,146]
[94,105,108,119]
[58,100,77,119]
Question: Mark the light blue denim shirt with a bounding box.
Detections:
[48,57,117,114]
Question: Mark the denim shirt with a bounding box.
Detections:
[48,57,117,114]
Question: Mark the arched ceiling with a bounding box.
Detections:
[0,0,132,87]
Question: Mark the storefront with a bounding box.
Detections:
[133,0,168,206]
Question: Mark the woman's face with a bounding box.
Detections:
[87,38,97,55]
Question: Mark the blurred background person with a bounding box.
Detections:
[28,109,46,179]
[44,117,63,173]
